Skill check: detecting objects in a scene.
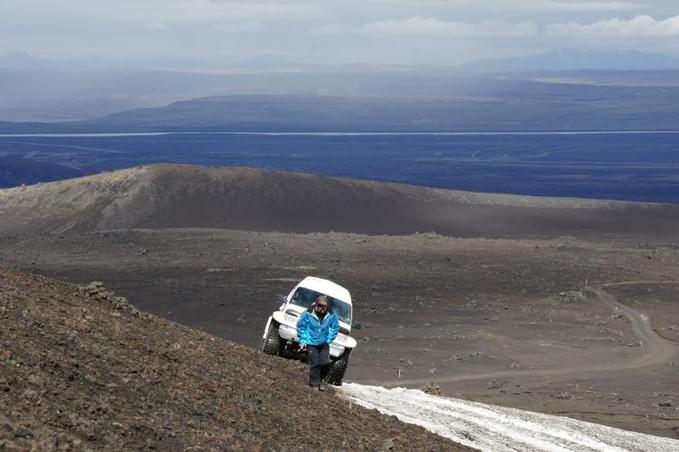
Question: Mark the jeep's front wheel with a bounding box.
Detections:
[325,349,351,386]
[261,323,282,356]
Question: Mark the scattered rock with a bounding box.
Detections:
[22,389,39,400]
[381,437,395,450]
[487,380,507,390]
[558,291,585,303]
[422,383,441,395]
[112,297,128,310]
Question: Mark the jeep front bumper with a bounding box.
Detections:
[278,323,346,358]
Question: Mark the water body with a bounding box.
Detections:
[1,131,678,202]
[2,130,679,138]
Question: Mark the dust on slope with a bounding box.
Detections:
[0,166,156,234]
[0,268,467,451]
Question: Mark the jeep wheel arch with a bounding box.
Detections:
[325,348,351,386]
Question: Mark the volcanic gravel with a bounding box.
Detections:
[0,267,470,451]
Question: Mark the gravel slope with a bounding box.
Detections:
[0,267,469,451]
[2,164,677,239]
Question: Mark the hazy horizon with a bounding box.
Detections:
[2,1,679,68]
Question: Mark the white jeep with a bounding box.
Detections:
[260,276,357,385]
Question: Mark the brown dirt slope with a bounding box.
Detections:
[1,164,677,239]
[0,267,469,451]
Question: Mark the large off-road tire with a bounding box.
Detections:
[325,349,351,386]
[261,323,282,356]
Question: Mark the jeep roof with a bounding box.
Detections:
[289,276,352,306]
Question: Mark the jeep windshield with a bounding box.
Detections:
[289,287,352,325]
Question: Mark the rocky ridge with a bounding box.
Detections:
[0,267,468,450]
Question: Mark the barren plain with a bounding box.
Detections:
[1,165,678,440]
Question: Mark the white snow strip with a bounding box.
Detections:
[340,383,679,452]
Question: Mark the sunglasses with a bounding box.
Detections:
[316,304,328,308]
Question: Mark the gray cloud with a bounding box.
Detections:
[546,14,679,36]
[523,1,645,12]
[362,17,539,38]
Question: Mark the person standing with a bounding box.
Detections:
[296,295,339,390]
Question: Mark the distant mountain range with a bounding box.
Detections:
[0,50,294,72]
[3,49,679,73]
[2,85,678,134]
[461,49,679,73]
[2,49,679,122]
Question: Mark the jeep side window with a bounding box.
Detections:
[328,299,351,326]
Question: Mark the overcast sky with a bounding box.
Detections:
[1,0,678,65]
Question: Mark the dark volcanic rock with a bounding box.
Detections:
[0,267,468,450]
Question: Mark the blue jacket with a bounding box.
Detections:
[296,310,339,346]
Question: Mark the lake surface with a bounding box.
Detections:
[1,131,678,202]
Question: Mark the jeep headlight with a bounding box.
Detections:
[333,334,358,349]
[284,310,300,324]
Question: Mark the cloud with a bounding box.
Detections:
[0,0,328,26]
[146,23,170,31]
[546,14,679,37]
[530,1,645,12]
[312,23,347,36]
[363,16,539,38]
[154,1,328,24]
[353,0,644,12]
[210,21,263,34]
[363,0,645,14]
[1,0,678,65]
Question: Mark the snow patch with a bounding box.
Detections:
[340,383,679,452]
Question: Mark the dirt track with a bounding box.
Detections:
[381,286,679,387]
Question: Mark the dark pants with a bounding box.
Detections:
[308,343,330,385]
